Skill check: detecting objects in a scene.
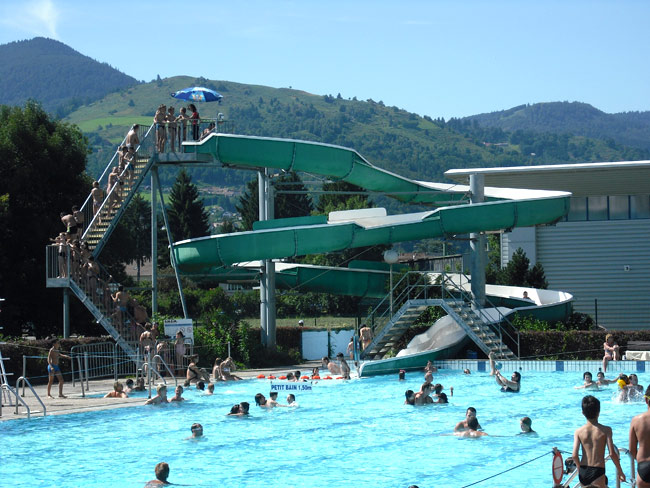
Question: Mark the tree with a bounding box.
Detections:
[0,101,90,336]
[499,247,548,289]
[167,169,210,241]
[235,172,313,231]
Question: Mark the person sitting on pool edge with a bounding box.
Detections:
[489,352,520,392]
[144,462,171,486]
[455,407,481,432]
[518,416,537,435]
[602,333,621,373]
[105,381,128,398]
[576,371,598,389]
[184,355,210,387]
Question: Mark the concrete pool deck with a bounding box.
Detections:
[0,360,321,422]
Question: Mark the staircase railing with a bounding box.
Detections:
[438,272,520,358]
[78,124,154,241]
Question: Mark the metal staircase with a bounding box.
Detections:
[46,124,156,363]
[360,271,519,360]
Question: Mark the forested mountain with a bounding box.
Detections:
[0,37,137,116]
[67,76,650,199]
[462,102,650,151]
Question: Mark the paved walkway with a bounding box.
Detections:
[0,360,320,422]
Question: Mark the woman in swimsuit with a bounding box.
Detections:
[189,104,200,140]
[602,334,620,372]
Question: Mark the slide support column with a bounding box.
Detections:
[470,173,486,308]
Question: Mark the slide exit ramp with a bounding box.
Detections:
[172,134,570,272]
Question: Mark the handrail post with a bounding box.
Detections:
[77,355,85,398]
[84,352,89,392]
[114,343,118,381]
[22,355,26,397]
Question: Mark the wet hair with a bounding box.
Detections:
[405,390,415,405]
[113,381,122,391]
[322,357,330,364]
[468,416,479,430]
[336,352,344,359]
[191,423,202,432]
[467,407,477,415]
[295,371,301,378]
[433,383,443,394]
[240,402,250,413]
[155,462,169,482]
[582,395,600,419]
[583,371,592,380]
[156,384,167,395]
[287,394,296,403]
[646,385,650,399]
[437,393,448,404]
[254,393,265,406]
[286,372,295,380]
[125,379,134,387]
[513,371,521,382]
[521,416,532,427]
[597,371,605,378]
[398,370,405,380]
[197,381,205,391]
[270,391,278,399]
[229,404,240,414]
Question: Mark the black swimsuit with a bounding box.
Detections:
[579,465,606,485]
[638,460,650,483]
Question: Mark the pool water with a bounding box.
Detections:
[1,370,646,487]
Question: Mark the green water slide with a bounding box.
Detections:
[172,134,570,272]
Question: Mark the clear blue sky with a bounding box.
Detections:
[1,0,649,119]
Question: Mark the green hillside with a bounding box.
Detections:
[68,76,649,198]
[0,37,137,116]
[463,101,650,151]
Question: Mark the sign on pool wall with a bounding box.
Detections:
[270,381,313,392]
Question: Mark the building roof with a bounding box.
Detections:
[445,160,650,197]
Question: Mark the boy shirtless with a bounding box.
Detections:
[125,124,139,150]
[572,395,625,487]
[91,181,104,217]
[337,352,350,379]
[359,324,373,350]
[455,417,487,437]
[144,384,169,405]
[454,407,482,432]
[629,385,650,488]
[47,341,70,398]
[321,356,341,375]
[105,381,128,398]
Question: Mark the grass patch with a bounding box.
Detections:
[245,316,356,330]
[75,116,152,132]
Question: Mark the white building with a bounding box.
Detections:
[446,161,650,330]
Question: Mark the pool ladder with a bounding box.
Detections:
[0,377,46,418]
[561,447,636,488]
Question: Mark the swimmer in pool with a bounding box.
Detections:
[255,393,275,408]
[629,385,650,488]
[189,423,203,439]
[322,356,341,375]
[518,416,537,435]
[144,461,171,487]
[144,384,169,405]
[455,407,481,432]
[104,381,128,398]
[489,352,520,392]
[404,390,415,405]
[572,395,625,487]
[575,371,598,389]
[456,417,487,438]
[596,371,616,386]
[170,385,185,402]
[433,392,448,404]
[337,352,351,379]
[414,382,434,405]
[286,394,299,407]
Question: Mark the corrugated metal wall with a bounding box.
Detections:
[533,220,650,329]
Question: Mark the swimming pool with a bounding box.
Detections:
[1,369,645,487]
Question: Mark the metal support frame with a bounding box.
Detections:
[469,173,486,308]
[63,288,70,338]
[152,168,189,318]
[258,170,277,349]
[151,168,158,315]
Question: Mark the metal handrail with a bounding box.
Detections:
[562,447,634,488]
[439,272,520,357]
[15,377,46,417]
[151,354,177,387]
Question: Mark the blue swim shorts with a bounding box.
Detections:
[47,364,61,374]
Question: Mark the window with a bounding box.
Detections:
[567,197,586,221]
[608,196,629,220]
[587,196,607,221]
[631,195,650,219]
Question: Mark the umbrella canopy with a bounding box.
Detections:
[171,86,223,103]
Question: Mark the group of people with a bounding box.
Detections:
[253,391,299,409]
[320,353,351,379]
[577,370,645,402]
[153,103,218,152]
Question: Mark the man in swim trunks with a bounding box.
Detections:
[359,323,373,351]
[414,382,434,405]
[572,395,625,487]
[91,181,104,216]
[47,340,70,398]
[629,385,650,488]
[455,407,481,432]
[60,211,76,240]
[126,124,139,150]
[255,393,274,408]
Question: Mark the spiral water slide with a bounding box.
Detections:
[172,134,570,272]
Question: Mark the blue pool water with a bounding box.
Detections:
[1,370,646,487]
